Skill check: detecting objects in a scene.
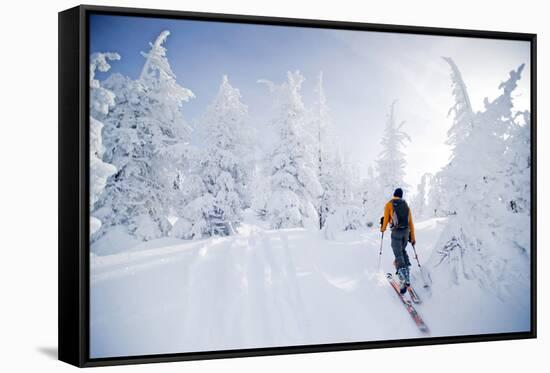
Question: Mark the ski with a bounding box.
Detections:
[407,285,421,304]
[386,273,429,333]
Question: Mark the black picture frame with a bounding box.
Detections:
[58,4,537,368]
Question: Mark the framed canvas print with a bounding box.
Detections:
[58,4,537,367]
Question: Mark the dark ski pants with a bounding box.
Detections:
[391,228,411,270]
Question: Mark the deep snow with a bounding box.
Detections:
[90,216,530,358]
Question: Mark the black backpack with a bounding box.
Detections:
[391,199,409,230]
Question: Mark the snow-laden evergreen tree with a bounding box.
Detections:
[411,173,433,220]
[258,71,322,229]
[342,155,361,203]
[323,152,367,238]
[375,100,411,202]
[359,103,412,228]
[426,173,448,217]
[94,31,195,242]
[491,65,530,256]
[500,109,531,258]
[249,163,272,219]
[429,60,529,293]
[323,202,366,239]
[427,56,474,219]
[89,52,119,236]
[172,75,253,239]
[505,110,531,215]
[310,72,342,229]
[361,166,382,225]
[425,57,476,219]
[442,57,475,148]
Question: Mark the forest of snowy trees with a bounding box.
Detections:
[90,30,531,293]
[90,30,374,246]
[426,58,531,290]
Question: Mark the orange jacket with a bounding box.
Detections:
[380,197,415,242]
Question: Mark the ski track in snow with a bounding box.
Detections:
[90,217,530,358]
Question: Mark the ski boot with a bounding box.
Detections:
[397,267,410,294]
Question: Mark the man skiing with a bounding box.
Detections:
[381,188,416,294]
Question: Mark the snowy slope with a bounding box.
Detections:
[90,216,530,358]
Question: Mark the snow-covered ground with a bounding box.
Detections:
[90,216,530,358]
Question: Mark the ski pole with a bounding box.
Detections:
[412,243,430,288]
[377,232,384,272]
[411,243,422,268]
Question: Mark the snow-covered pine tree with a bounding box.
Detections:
[426,173,448,217]
[375,100,411,201]
[249,163,271,220]
[310,72,340,229]
[172,75,253,239]
[411,173,433,220]
[361,166,382,225]
[426,57,477,219]
[442,57,475,148]
[320,149,346,208]
[259,71,322,229]
[89,52,119,236]
[505,110,531,215]
[363,103,411,226]
[138,30,196,214]
[94,31,195,242]
[341,154,360,203]
[322,151,366,238]
[429,60,529,291]
[500,109,531,257]
[311,92,367,237]
[90,52,120,117]
[490,65,530,257]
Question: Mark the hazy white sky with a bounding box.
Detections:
[325,30,531,192]
[91,15,531,196]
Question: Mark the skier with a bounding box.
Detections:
[380,188,416,294]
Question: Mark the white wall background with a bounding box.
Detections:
[0,0,546,371]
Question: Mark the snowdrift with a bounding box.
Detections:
[90,217,530,358]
